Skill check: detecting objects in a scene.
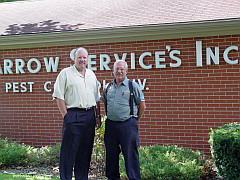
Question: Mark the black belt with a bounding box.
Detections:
[107,117,136,123]
[68,106,95,111]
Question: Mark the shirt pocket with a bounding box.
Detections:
[106,87,115,100]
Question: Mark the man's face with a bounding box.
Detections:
[74,50,88,70]
[113,62,127,82]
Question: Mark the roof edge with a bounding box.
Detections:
[1,19,240,50]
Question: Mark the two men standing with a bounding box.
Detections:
[53,48,146,180]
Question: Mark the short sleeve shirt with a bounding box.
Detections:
[104,77,145,121]
[52,65,100,109]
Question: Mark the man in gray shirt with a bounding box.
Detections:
[103,60,146,180]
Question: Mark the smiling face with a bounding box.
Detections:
[113,61,128,83]
[74,49,88,71]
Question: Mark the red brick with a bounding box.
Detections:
[0,34,239,155]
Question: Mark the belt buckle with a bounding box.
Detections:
[85,106,92,110]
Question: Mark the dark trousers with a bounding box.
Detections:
[60,108,96,180]
[104,117,140,180]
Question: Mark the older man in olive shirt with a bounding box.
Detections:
[104,60,146,180]
[53,47,101,180]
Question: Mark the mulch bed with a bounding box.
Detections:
[0,165,59,177]
[0,165,107,179]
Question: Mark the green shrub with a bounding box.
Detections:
[91,116,106,177]
[30,143,61,166]
[0,138,60,167]
[119,145,204,180]
[0,138,31,167]
[209,122,240,180]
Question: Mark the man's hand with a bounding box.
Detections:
[96,115,101,129]
[56,98,67,118]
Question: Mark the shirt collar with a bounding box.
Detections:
[113,77,128,86]
[72,65,89,77]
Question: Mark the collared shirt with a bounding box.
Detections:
[52,65,100,109]
[104,77,145,121]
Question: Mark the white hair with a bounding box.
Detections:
[74,47,88,60]
[113,60,128,70]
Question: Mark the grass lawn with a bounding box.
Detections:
[0,0,25,2]
[0,174,59,180]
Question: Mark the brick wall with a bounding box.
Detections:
[0,34,239,154]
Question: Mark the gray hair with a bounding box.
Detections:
[113,60,128,70]
[74,47,88,60]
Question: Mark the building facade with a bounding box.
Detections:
[0,0,239,155]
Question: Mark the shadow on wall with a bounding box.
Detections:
[4,20,84,35]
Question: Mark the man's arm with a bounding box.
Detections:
[137,101,146,121]
[56,98,67,118]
